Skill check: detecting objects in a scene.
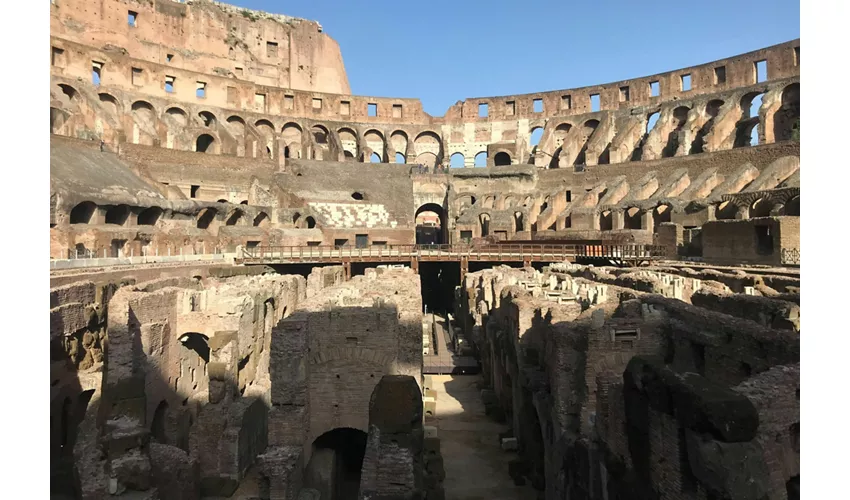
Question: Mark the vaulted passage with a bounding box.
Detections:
[305,428,368,500]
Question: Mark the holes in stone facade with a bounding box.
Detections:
[165,75,175,93]
[351,192,364,201]
[649,81,660,97]
[561,95,572,110]
[681,74,692,91]
[474,152,487,167]
[494,152,511,166]
[479,103,488,118]
[619,86,630,102]
[197,208,216,229]
[368,103,377,117]
[92,61,103,86]
[590,94,600,112]
[533,99,543,113]
[105,205,130,226]
[266,41,278,58]
[714,65,726,85]
[196,134,215,153]
[138,207,162,226]
[128,10,137,27]
[755,60,768,83]
[70,202,96,224]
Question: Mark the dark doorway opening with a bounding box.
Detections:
[306,428,368,500]
[419,262,460,314]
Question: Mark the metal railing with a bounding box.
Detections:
[239,243,666,263]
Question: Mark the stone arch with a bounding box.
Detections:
[413,131,443,165]
[716,201,737,220]
[198,110,217,128]
[773,83,800,142]
[177,332,210,363]
[338,127,358,159]
[305,216,317,229]
[662,106,690,158]
[138,206,163,226]
[690,99,725,154]
[494,151,511,166]
[599,210,613,231]
[390,130,409,162]
[197,208,218,229]
[282,122,303,158]
[105,204,131,226]
[414,152,437,169]
[474,151,487,167]
[57,83,79,104]
[98,93,120,115]
[165,107,188,126]
[363,129,385,162]
[307,427,369,497]
[653,204,672,230]
[253,211,270,228]
[751,197,775,218]
[255,119,276,159]
[574,120,599,166]
[416,202,447,244]
[785,195,800,216]
[624,207,642,229]
[195,133,217,154]
[70,201,97,224]
[131,101,157,146]
[735,91,764,147]
[225,208,244,226]
[311,124,329,145]
[479,213,491,237]
[450,152,465,169]
[514,211,525,232]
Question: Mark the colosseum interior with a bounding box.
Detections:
[48,1,801,499]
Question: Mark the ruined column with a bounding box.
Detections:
[359,375,425,500]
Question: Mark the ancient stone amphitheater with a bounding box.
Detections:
[49,1,800,499]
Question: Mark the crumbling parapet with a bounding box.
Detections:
[359,375,425,500]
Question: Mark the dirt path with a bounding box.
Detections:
[428,374,539,500]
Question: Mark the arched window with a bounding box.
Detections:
[474,152,487,167]
[305,216,316,229]
[514,212,524,232]
[370,152,381,163]
[395,152,405,164]
[253,212,269,228]
[530,127,544,147]
[494,152,511,166]
[69,202,96,224]
[196,134,215,153]
[225,210,243,226]
[479,213,491,237]
[197,208,217,229]
[624,207,642,229]
[450,153,465,169]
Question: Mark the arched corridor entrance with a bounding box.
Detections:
[416,203,446,245]
[305,428,368,500]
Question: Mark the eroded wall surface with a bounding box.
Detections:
[457,264,799,500]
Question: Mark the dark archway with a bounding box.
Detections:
[600,211,613,231]
[773,83,800,142]
[624,207,642,229]
[479,213,491,237]
[197,208,218,229]
[305,216,317,229]
[225,209,243,226]
[514,211,525,232]
[253,212,270,227]
[151,400,169,444]
[416,203,446,245]
[70,201,96,224]
[105,205,131,226]
[177,333,210,362]
[716,201,737,220]
[494,151,511,166]
[306,428,368,500]
[138,206,163,226]
[196,134,215,153]
[785,195,800,216]
[652,204,672,231]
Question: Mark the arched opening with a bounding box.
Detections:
[530,127,544,147]
[653,204,672,230]
[646,112,660,134]
[312,125,329,144]
[624,207,642,229]
[416,203,446,245]
[197,208,218,229]
[351,192,364,201]
[774,83,800,142]
[785,195,800,216]
[514,211,525,232]
[450,152,465,169]
[474,152,487,167]
[690,100,724,154]
[196,134,215,153]
[662,107,690,157]
[138,206,163,226]
[253,212,270,227]
[292,213,301,226]
[716,201,737,220]
[70,202,97,224]
[599,211,613,231]
[151,400,169,444]
[284,146,291,158]
[343,150,354,159]
[370,152,381,163]
[413,131,443,167]
[735,92,764,147]
[306,428,368,500]
[225,209,243,226]
[198,111,217,128]
[414,152,437,169]
[177,332,210,362]
[391,131,409,163]
[494,152,511,166]
[305,216,316,229]
[58,84,78,102]
[105,205,130,226]
[395,152,405,164]
[574,120,599,166]
[98,93,120,115]
[364,130,385,163]
[751,198,774,218]
[479,213,491,237]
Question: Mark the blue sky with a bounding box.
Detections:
[236,0,800,117]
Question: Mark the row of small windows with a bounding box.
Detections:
[472,50,797,116]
